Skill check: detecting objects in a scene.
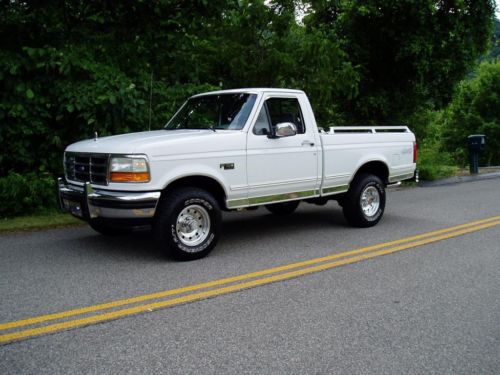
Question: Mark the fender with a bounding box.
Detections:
[350,157,390,184]
[158,164,231,198]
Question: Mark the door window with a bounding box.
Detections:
[266,98,305,134]
[252,97,306,136]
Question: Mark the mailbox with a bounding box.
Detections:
[467,134,486,174]
[467,135,486,152]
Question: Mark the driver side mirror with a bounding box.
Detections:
[272,122,297,138]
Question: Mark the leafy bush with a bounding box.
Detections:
[441,60,500,166]
[0,1,495,178]
[304,0,495,123]
[0,2,496,217]
[417,143,459,181]
[0,173,58,218]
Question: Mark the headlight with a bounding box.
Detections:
[109,156,150,183]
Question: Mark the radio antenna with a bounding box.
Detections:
[148,71,153,131]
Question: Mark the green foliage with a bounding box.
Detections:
[304,0,495,123]
[406,107,440,145]
[483,18,500,60]
[0,0,496,191]
[417,142,459,181]
[0,173,58,217]
[0,1,225,176]
[411,107,459,181]
[441,60,500,165]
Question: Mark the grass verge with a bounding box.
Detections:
[0,211,83,233]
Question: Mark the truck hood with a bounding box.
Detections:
[65,129,245,157]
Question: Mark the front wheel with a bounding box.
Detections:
[342,173,386,227]
[153,187,222,261]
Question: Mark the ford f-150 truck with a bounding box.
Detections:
[58,88,417,260]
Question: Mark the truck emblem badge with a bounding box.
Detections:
[220,163,234,170]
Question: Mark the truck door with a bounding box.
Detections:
[246,95,320,204]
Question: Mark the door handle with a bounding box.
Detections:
[301,140,315,147]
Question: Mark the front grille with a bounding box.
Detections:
[64,152,109,185]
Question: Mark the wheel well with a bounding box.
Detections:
[162,176,227,209]
[353,161,389,185]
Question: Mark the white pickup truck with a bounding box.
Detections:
[59,88,416,260]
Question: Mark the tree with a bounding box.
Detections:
[0,1,229,175]
[303,0,495,123]
[441,60,500,166]
[0,0,496,178]
[485,18,500,60]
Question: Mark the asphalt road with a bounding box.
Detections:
[0,179,499,374]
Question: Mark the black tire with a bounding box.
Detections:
[89,221,132,236]
[342,173,386,228]
[153,187,222,261]
[265,200,300,215]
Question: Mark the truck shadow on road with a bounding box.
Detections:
[71,205,351,261]
[223,206,348,237]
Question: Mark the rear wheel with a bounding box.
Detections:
[153,187,222,260]
[265,200,300,215]
[342,173,386,227]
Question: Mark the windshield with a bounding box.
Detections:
[165,93,257,131]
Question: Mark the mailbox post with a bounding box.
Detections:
[467,135,486,174]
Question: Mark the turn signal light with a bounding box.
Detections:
[110,172,150,182]
[109,156,150,183]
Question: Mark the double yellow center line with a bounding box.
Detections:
[1,216,499,344]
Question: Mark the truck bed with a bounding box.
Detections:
[319,126,416,196]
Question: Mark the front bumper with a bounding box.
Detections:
[57,178,161,221]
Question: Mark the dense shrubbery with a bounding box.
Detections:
[417,143,459,181]
[0,1,497,216]
[441,60,500,166]
[413,59,500,180]
[0,173,58,217]
[0,1,494,176]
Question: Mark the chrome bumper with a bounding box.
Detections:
[57,178,161,220]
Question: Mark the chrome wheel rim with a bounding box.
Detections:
[176,205,211,247]
[361,186,380,217]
